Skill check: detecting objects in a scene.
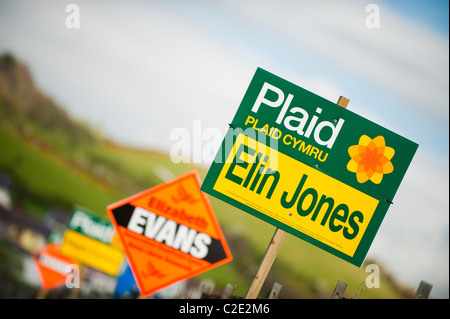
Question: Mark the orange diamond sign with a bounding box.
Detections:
[106,170,232,297]
[34,243,78,290]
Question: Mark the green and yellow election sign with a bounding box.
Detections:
[60,207,124,276]
[201,68,418,267]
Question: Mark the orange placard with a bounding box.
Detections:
[34,243,78,290]
[106,170,232,297]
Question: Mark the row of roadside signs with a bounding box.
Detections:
[36,67,417,297]
[34,206,125,290]
[36,171,233,298]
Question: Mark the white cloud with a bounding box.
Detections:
[221,0,449,122]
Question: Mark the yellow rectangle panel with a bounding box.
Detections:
[213,134,379,257]
[61,229,124,276]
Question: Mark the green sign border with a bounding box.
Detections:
[201,68,418,267]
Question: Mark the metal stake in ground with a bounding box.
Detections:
[244,96,350,299]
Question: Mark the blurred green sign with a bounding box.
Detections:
[67,206,115,244]
[61,206,124,276]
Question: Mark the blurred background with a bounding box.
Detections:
[0,0,448,299]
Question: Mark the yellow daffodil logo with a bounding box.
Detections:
[347,135,395,184]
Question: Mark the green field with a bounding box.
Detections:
[0,124,410,298]
[0,53,414,298]
[0,127,121,216]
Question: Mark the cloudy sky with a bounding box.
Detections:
[0,0,448,298]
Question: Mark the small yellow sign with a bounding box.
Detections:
[60,229,124,276]
[213,134,379,257]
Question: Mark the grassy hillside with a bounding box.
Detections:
[0,126,120,215]
[0,53,412,298]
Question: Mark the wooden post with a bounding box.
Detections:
[330,280,347,299]
[245,227,286,299]
[267,282,282,299]
[221,283,235,299]
[67,285,81,299]
[336,96,349,108]
[35,287,49,299]
[414,280,433,299]
[244,96,349,299]
[329,98,350,300]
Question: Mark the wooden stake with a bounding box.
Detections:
[245,227,286,299]
[337,96,349,108]
[414,280,433,299]
[330,280,347,299]
[244,96,350,299]
[221,283,235,299]
[267,282,282,299]
[67,286,81,299]
[35,287,49,299]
